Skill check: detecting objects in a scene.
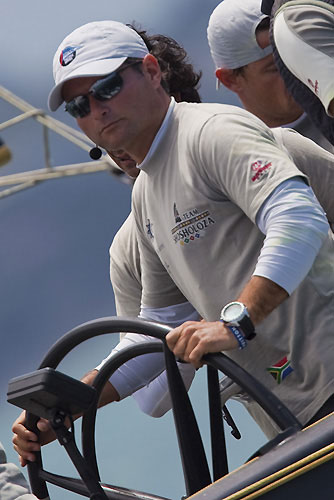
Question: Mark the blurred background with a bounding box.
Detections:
[0,1,265,499]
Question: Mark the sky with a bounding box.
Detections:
[0,1,266,499]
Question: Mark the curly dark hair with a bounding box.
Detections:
[127,24,202,103]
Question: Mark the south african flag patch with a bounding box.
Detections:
[267,356,293,384]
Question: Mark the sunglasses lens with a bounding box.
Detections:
[65,96,90,118]
[64,70,126,118]
[91,72,123,101]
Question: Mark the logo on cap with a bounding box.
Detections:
[60,46,79,67]
[307,78,319,96]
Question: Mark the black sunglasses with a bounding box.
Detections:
[64,61,141,119]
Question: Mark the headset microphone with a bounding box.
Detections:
[89,146,102,160]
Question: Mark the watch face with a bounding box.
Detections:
[223,302,243,322]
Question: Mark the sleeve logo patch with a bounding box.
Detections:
[267,356,293,384]
[251,160,272,182]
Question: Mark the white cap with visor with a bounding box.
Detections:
[207,0,273,70]
[48,20,149,111]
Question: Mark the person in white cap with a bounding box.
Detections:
[207,0,334,153]
[262,0,334,146]
[207,0,334,232]
[99,27,203,418]
[12,23,203,462]
[12,19,334,465]
[104,25,333,431]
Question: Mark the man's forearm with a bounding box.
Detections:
[166,277,288,367]
[81,370,120,408]
[237,275,288,325]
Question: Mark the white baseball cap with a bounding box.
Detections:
[48,20,149,111]
[207,0,273,70]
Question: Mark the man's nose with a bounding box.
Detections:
[89,95,111,117]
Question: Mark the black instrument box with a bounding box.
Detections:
[7,367,96,418]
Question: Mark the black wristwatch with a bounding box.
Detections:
[220,301,256,340]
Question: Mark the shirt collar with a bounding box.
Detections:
[281,112,307,129]
[138,97,175,170]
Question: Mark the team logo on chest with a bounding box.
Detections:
[171,202,215,245]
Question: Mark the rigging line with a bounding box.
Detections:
[0,161,116,186]
[0,181,39,199]
[0,85,94,151]
[0,85,128,190]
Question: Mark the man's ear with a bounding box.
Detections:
[216,67,241,92]
[142,54,162,89]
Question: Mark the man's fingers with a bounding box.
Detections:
[12,411,45,464]
[12,421,38,443]
[165,326,181,350]
[167,323,198,359]
[12,426,40,449]
[167,320,231,368]
[188,342,207,367]
[13,443,38,464]
[37,418,51,432]
[166,323,193,349]
[12,431,41,463]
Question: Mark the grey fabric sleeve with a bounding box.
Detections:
[0,443,37,500]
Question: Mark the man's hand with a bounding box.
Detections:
[12,369,120,467]
[12,412,56,467]
[166,320,238,368]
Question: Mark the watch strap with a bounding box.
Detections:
[238,315,256,340]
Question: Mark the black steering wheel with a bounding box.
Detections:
[10,317,301,500]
